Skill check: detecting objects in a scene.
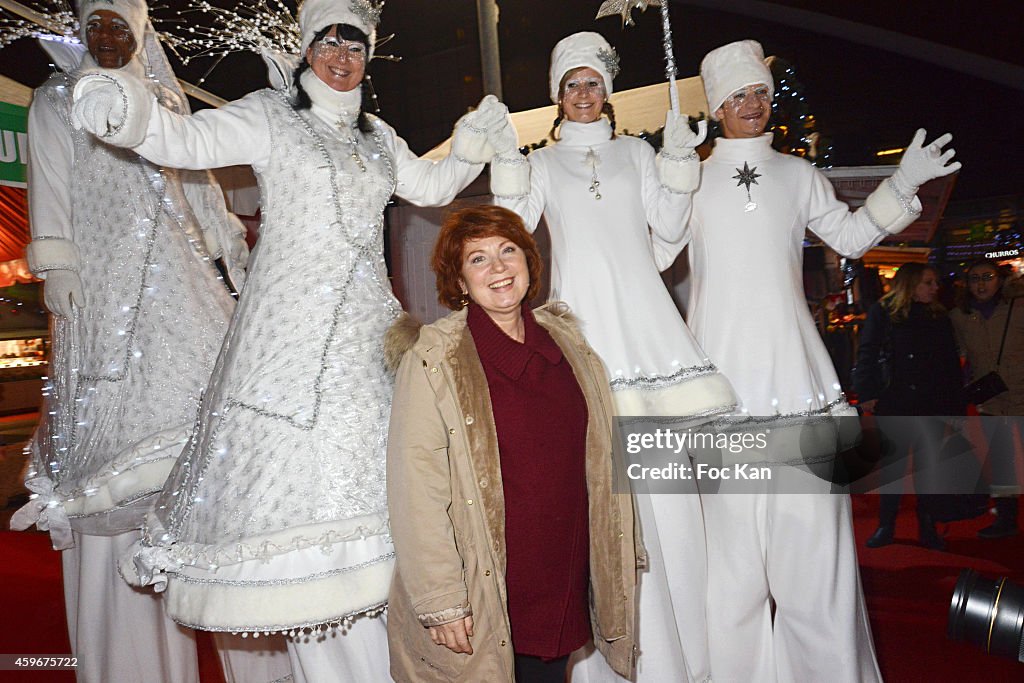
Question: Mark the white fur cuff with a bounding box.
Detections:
[656,150,700,194]
[25,237,80,276]
[490,153,531,198]
[74,69,155,149]
[452,119,495,164]
[864,177,922,235]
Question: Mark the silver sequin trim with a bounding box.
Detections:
[172,552,394,587]
[173,601,388,635]
[90,74,130,139]
[609,363,718,391]
[717,396,850,426]
[659,150,698,163]
[886,177,922,216]
[864,205,890,239]
[32,264,79,273]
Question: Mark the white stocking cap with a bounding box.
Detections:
[78,0,148,57]
[700,39,774,120]
[299,0,382,58]
[548,31,619,104]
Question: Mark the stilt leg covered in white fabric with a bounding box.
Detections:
[285,613,391,683]
[61,530,199,683]
[213,632,292,683]
[569,492,708,683]
[702,470,881,683]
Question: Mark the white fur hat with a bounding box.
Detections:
[299,0,382,58]
[548,31,619,104]
[700,39,774,120]
[78,0,148,55]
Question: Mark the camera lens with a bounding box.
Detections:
[948,569,1024,662]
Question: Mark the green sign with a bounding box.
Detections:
[0,101,28,188]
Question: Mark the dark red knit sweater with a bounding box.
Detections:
[466,303,591,659]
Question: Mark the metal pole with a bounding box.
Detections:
[475,0,503,99]
[0,0,227,107]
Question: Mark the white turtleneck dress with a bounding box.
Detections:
[498,119,735,683]
[111,71,483,653]
[680,133,920,683]
[496,119,735,418]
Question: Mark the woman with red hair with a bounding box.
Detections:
[385,205,639,682]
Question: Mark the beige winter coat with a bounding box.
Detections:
[384,304,640,682]
[951,276,1024,415]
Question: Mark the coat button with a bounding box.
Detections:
[479,478,488,489]
[907,353,914,359]
[485,570,491,576]
[449,428,456,435]
[500,640,507,647]
[909,384,917,390]
[467,499,474,505]
[465,416,474,425]
[431,367,439,374]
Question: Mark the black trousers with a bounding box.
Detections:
[514,653,569,683]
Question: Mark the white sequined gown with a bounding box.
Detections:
[119,83,482,633]
[19,67,235,541]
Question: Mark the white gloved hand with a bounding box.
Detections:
[72,70,154,148]
[72,75,127,138]
[224,227,250,292]
[891,128,960,196]
[43,270,85,318]
[661,111,707,157]
[453,94,510,164]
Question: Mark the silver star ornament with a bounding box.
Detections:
[595,0,662,27]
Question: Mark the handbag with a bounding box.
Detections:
[962,299,1015,405]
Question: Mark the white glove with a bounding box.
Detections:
[452,94,510,164]
[222,217,250,291]
[661,111,707,157]
[657,112,706,193]
[72,70,154,148]
[72,75,127,137]
[891,128,960,197]
[43,270,85,318]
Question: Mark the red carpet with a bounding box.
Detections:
[2,497,1021,682]
[852,494,1023,681]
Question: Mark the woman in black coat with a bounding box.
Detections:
[854,262,966,550]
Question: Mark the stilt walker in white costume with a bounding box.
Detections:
[71,0,510,680]
[671,40,961,682]
[9,2,246,681]
[491,31,736,683]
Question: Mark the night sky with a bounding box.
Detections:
[3,0,1022,201]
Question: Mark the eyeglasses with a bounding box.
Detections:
[968,273,997,284]
[723,85,772,109]
[562,78,606,98]
[312,39,367,62]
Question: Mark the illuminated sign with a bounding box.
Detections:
[985,249,1020,259]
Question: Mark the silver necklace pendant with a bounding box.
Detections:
[585,148,602,200]
[338,118,367,173]
[733,161,761,213]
